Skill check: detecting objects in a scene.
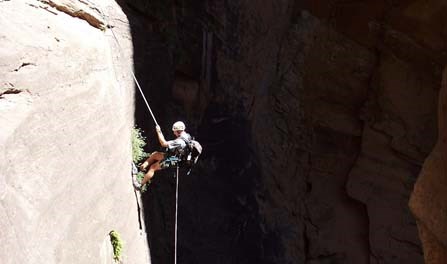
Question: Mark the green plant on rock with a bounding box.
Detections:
[132,126,148,164]
[109,230,123,262]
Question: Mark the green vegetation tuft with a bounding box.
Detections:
[109,230,123,262]
[132,126,148,164]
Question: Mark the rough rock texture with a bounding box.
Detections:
[254,1,442,262]
[41,0,105,29]
[112,0,444,263]
[410,68,447,263]
[0,0,149,263]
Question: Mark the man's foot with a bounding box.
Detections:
[133,181,142,191]
[132,162,138,175]
[140,162,149,172]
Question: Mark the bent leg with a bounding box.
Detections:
[140,152,165,171]
[141,162,162,186]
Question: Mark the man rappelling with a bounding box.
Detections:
[133,121,201,191]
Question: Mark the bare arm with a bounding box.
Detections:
[156,125,168,147]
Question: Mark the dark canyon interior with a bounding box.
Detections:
[117,0,446,263]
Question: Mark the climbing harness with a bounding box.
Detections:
[160,156,182,169]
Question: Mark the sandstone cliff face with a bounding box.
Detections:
[0,0,149,263]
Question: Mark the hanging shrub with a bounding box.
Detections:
[132,126,148,164]
[109,230,123,262]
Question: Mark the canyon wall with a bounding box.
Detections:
[91,0,446,263]
[0,0,150,263]
[410,68,447,263]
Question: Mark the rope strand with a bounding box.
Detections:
[100,5,179,264]
[175,166,179,264]
[100,4,159,126]
[174,166,178,264]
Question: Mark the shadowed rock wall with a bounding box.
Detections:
[410,68,447,264]
[119,0,446,263]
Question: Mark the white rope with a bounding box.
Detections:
[174,166,179,264]
[99,2,159,126]
[100,5,181,264]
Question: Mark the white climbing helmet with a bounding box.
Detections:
[172,121,186,131]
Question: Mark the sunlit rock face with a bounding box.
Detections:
[0,0,149,263]
[410,68,447,264]
[121,0,446,263]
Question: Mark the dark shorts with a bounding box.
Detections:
[160,156,181,169]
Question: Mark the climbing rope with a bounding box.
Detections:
[99,5,182,264]
[175,166,179,264]
[99,4,159,126]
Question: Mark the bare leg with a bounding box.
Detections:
[140,152,164,171]
[141,162,162,186]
